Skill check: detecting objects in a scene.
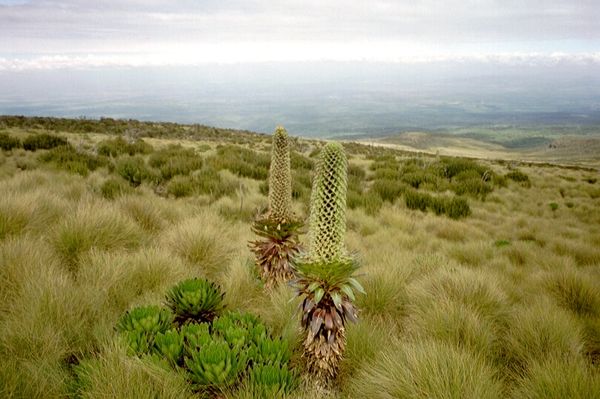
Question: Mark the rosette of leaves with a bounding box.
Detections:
[165,278,224,324]
[116,305,174,356]
[185,340,246,388]
[212,311,268,350]
[254,337,291,366]
[153,329,184,366]
[117,305,174,336]
[247,363,299,398]
[180,322,213,356]
[293,142,365,382]
[249,126,303,288]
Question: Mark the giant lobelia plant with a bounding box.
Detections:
[249,126,303,288]
[293,142,365,382]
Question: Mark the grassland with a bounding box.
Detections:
[0,118,599,398]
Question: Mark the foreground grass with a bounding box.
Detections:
[0,126,599,398]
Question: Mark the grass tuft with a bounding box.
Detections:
[348,339,503,399]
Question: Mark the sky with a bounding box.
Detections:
[1,0,599,69]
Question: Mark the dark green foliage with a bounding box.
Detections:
[194,167,237,199]
[446,197,471,219]
[166,176,195,198]
[404,190,471,219]
[0,115,261,143]
[404,189,432,211]
[115,156,149,187]
[0,133,21,150]
[97,137,153,157]
[166,278,224,324]
[506,169,530,184]
[452,171,493,199]
[38,145,107,176]
[495,240,511,248]
[549,202,559,212]
[370,179,406,202]
[22,133,69,151]
[148,145,203,180]
[208,145,270,180]
[437,157,486,179]
[100,177,134,199]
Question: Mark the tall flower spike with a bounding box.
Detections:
[308,142,348,262]
[268,126,293,222]
[249,126,302,288]
[294,141,363,383]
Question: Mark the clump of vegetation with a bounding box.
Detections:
[115,155,149,187]
[148,145,203,180]
[404,189,471,219]
[22,133,69,151]
[166,278,224,324]
[100,177,134,199]
[250,126,303,288]
[97,137,153,157]
[38,145,107,176]
[113,280,298,397]
[0,133,21,151]
[293,142,364,382]
[506,169,531,185]
[208,144,270,180]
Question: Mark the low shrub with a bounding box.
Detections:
[405,189,432,211]
[0,132,21,150]
[370,179,405,203]
[166,176,195,198]
[506,169,530,183]
[100,177,134,200]
[115,156,149,187]
[22,133,68,151]
[38,145,107,176]
[149,145,203,180]
[97,137,153,157]
[208,145,270,180]
[446,197,471,219]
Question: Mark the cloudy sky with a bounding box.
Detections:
[1,0,599,69]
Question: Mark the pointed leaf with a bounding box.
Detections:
[348,277,366,295]
[331,291,342,310]
[313,288,325,305]
[340,284,355,301]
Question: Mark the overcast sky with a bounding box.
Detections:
[1,0,599,69]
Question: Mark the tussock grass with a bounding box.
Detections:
[545,269,600,317]
[74,341,192,398]
[503,299,584,375]
[511,356,600,399]
[50,201,145,271]
[161,212,234,279]
[348,339,503,399]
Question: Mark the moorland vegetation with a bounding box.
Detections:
[0,117,599,398]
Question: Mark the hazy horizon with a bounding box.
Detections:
[1,1,599,137]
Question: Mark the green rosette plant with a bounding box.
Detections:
[165,278,224,324]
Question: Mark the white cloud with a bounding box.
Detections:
[1,0,599,63]
[1,47,599,71]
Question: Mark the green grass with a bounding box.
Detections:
[1,119,599,398]
[347,339,503,398]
